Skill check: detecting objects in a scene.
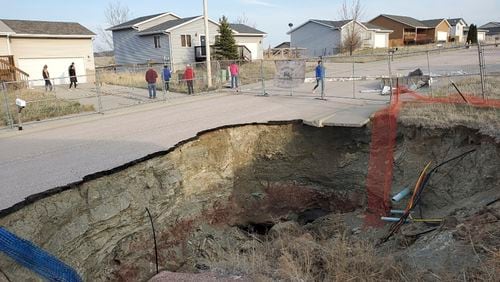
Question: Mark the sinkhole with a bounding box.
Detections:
[0,121,498,281]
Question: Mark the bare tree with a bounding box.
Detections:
[339,0,364,55]
[105,1,130,26]
[235,13,257,28]
[96,1,131,51]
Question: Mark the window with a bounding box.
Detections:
[181,34,192,47]
[154,35,161,48]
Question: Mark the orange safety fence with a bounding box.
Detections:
[364,86,500,227]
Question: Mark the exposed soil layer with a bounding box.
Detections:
[0,122,498,281]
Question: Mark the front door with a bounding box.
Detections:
[200,35,206,46]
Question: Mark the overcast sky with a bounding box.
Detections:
[1,0,498,50]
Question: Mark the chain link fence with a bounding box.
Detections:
[2,44,499,129]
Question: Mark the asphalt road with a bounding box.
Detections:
[0,90,388,211]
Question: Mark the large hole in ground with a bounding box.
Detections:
[0,122,498,281]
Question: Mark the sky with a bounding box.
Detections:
[1,0,498,51]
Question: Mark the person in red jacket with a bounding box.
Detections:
[183,64,195,94]
[145,67,158,99]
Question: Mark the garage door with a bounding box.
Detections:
[18,57,86,86]
[437,31,448,42]
[374,34,387,48]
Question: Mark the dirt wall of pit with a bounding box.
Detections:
[0,122,498,281]
[0,122,371,281]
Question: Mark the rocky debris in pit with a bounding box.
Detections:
[192,200,500,281]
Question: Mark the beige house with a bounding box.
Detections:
[0,19,95,85]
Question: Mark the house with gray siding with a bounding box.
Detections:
[287,19,391,57]
[108,12,266,66]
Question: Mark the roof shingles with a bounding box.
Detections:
[379,14,427,28]
[138,16,199,35]
[313,19,351,29]
[0,19,94,36]
[229,24,266,34]
[108,13,165,30]
[421,19,446,28]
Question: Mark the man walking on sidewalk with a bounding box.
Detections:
[313,60,324,94]
[229,62,239,91]
[183,64,195,95]
[162,65,171,92]
[145,66,158,99]
[68,62,77,89]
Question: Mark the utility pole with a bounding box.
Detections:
[203,0,212,88]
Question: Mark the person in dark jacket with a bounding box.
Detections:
[68,62,77,89]
[145,67,158,99]
[183,64,195,95]
[162,65,171,92]
[42,65,53,92]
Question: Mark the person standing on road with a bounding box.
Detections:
[145,66,158,99]
[229,62,239,91]
[42,65,53,92]
[313,60,324,94]
[162,65,171,92]
[68,62,77,89]
[183,64,195,95]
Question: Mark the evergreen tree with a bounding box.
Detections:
[213,16,238,60]
[466,24,478,44]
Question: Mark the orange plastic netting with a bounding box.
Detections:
[364,87,500,227]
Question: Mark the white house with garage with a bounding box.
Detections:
[108,12,266,66]
[0,19,95,85]
[287,19,392,57]
[448,18,467,43]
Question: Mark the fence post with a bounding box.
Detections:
[426,51,433,97]
[95,70,103,113]
[260,59,267,96]
[216,61,221,91]
[477,42,486,99]
[387,51,394,103]
[1,82,14,129]
[320,58,325,100]
[352,56,356,99]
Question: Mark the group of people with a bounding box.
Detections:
[41,62,78,92]
[144,61,240,99]
[145,64,195,99]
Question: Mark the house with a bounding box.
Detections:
[287,19,392,57]
[449,18,488,43]
[0,19,95,85]
[369,14,450,46]
[463,26,488,42]
[420,19,451,42]
[274,42,290,49]
[108,12,266,66]
[448,18,467,42]
[480,22,500,41]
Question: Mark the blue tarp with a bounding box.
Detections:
[0,227,82,282]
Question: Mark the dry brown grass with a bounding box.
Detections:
[94,56,115,67]
[208,226,408,281]
[399,102,500,139]
[432,76,500,99]
[239,61,276,85]
[0,88,94,126]
[98,68,219,93]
